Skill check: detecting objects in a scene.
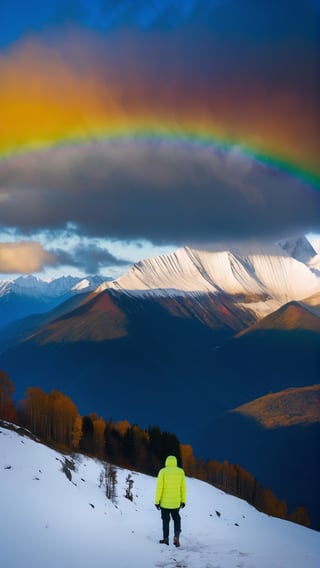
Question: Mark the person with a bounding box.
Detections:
[154,455,187,547]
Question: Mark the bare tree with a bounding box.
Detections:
[125,474,134,501]
[105,463,117,503]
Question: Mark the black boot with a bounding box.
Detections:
[159,538,169,545]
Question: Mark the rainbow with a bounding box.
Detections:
[1,123,319,190]
[1,32,319,194]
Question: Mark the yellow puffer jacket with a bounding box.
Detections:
[155,455,187,509]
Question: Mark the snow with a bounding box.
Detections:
[1,423,319,568]
[308,254,320,276]
[244,254,317,302]
[0,279,14,295]
[96,246,320,320]
[0,275,76,299]
[72,276,112,292]
[0,275,108,299]
[100,247,320,296]
[98,247,218,294]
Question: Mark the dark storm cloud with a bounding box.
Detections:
[52,242,130,273]
[0,144,319,246]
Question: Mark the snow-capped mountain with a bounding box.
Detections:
[1,422,319,568]
[97,246,320,319]
[0,274,108,328]
[0,275,79,298]
[1,235,319,329]
[0,274,107,298]
[278,235,320,276]
[278,235,317,263]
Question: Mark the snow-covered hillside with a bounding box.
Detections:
[97,246,320,319]
[1,423,319,568]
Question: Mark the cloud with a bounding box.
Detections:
[0,237,131,275]
[0,242,56,274]
[0,3,319,278]
[52,242,131,273]
[0,143,319,249]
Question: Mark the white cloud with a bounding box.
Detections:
[0,241,55,274]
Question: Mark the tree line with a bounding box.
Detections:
[0,370,310,527]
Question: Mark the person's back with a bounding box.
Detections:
[155,455,187,546]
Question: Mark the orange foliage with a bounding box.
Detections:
[180,444,197,476]
[116,420,131,436]
[93,417,106,458]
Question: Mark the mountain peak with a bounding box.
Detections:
[96,246,320,320]
[278,236,317,263]
[236,300,320,335]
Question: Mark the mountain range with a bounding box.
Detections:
[0,235,319,528]
[0,274,108,329]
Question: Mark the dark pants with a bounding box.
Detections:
[161,508,181,539]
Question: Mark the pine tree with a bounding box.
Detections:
[80,416,94,454]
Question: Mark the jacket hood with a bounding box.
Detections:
[165,455,177,467]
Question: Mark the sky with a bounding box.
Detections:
[0,0,319,279]
[1,422,319,568]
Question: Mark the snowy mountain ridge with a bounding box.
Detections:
[1,235,319,326]
[0,274,109,328]
[0,274,107,299]
[97,246,320,319]
[1,422,319,568]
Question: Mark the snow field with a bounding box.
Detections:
[0,424,319,568]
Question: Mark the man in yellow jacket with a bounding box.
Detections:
[155,455,187,547]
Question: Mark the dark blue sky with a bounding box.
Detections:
[1,0,318,47]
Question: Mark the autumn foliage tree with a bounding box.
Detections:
[180,444,197,476]
[21,387,48,437]
[47,390,78,448]
[20,386,80,449]
[92,414,106,458]
[72,414,83,450]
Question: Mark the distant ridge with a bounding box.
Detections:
[236,301,320,336]
[233,385,320,429]
[0,274,108,328]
